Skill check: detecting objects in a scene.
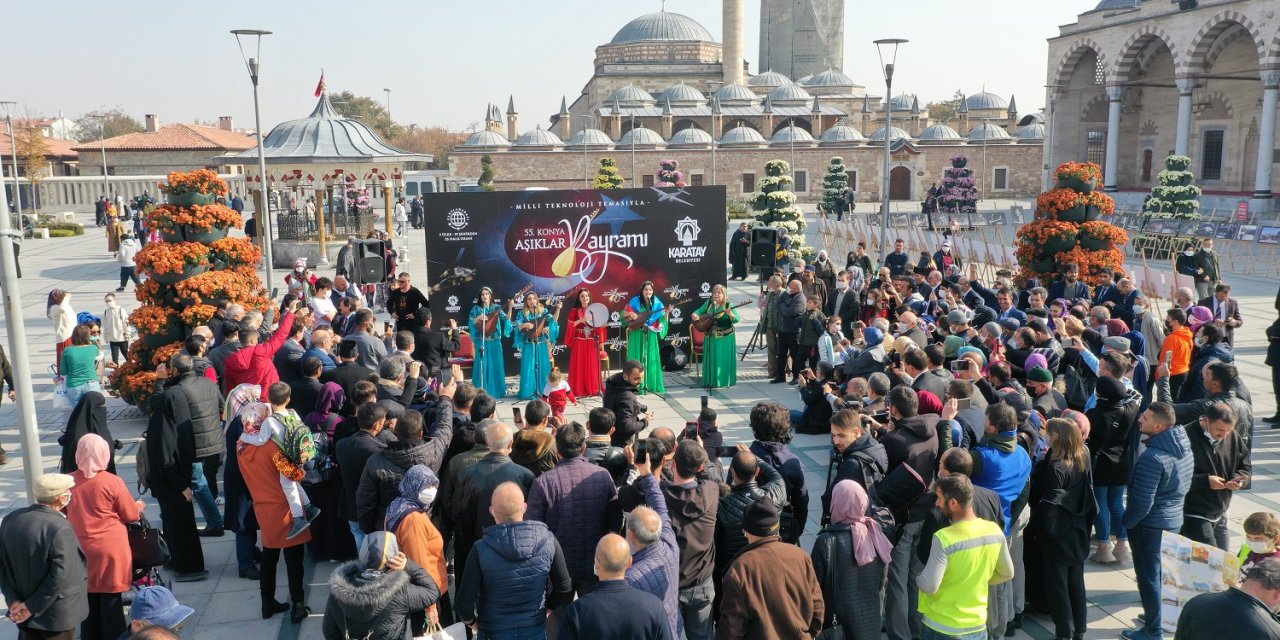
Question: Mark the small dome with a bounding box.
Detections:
[514,126,564,148]
[461,130,511,149]
[967,122,1012,141]
[1093,0,1140,11]
[965,92,1009,111]
[617,126,666,148]
[918,124,962,142]
[796,74,813,84]
[565,128,614,149]
[819,124,867,145]
[610,11,715,44]
[719,126,768,147]
[714,84,759,106]
[801,69,857,88]
[767,83,813,106]
[609,85,656,108]
[658,84,706,107]
[868,125,912,142]
[887,94,918,112]
[1017,123,1046,141]
[1018,112,1045,126]
[747,70,792,88]
[770,125,816,146]
[668,127,714,148]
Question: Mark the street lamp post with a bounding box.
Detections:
[232,29,275,289]
[630,114,637,186]
[0,102,22,215]
[86,113,109,201]
[874,38,907,268]
[383,88,393,121]
[1043,84,1063,191]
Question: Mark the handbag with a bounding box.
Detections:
[127,514,171,569]
[418,622,467,640]
[50,364,69,410]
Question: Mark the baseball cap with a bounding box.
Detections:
[34,473,74,501]
[130,587,194,628]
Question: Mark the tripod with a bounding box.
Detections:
[740,268,771,360]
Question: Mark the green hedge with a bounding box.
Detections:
[38,222,85,236]
[48,229,78,238]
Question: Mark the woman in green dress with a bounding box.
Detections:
[623,281,667,394]
[692,284,740,388]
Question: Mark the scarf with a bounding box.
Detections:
[223,384,263,427]
[236,402,275,451]
[305,382,346,436]
[829,480,893,566]
[76,433,111,479]
[384,464,440,533]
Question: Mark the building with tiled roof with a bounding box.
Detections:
[1,129,79,177]
[73,115,255,176]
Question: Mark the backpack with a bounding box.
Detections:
[1017,418,1050,463]
[1061,363,1095,411]
[135,436,150,495]
[303,430,338,486]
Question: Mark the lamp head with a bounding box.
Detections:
[230,29,273,36]
[873,38,908,77]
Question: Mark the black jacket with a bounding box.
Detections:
[662,470,720,589]
[321,361,376,415]
[1086,383,1142,486]
[558,579,673,640]
[289,376,324,420]
[796,378,836,435]
[1183,422,1250,521]
[0,505,89,633]
[146,379,199,493]
[335,430,387,522]
[880,414,941,522]
[354,403,453,532]
[844,345,886,380]
[715,462,786,579]
[449,453,535,576]
[585,437,629,487]
[822,434,888,525]
[322,558,439,640]
[603,373,648,446]
[1174,587,1280,640]
[777,291,806,333]
[455,520,573,632]
[173,372,223,460]
[825,288,859,326]
[273,337,306,384]
[1028,459,1096,563]
[411,326,459,375]
[811,523,889,640]
[911,368,953,402]
[208,340,243,387]
[60,392,115,475]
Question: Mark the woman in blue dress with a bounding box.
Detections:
[513,292,559,400]
[624,282,667,394]
[467,287,510,398]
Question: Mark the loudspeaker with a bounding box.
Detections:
[750,227,778,270]
[354,240,388,285]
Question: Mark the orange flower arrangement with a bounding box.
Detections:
[1016,219,1079,246]
[129,305,177,336]
[240,294,274,314]
[135,242,210,276]
[1078,221,1129,246]
[108,362,159,408]
[210,237,261,267]
[146,204,244,233]
[173,270,258,306]
[160,169,228,197]
[150,341,185,368]
[1035,188,1086,214]
[1055,246,1125,284]
[1083,191,1116,215]
[180,304,218,328]
[1055,161,1103,184]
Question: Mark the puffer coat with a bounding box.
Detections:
[322,558,439,640]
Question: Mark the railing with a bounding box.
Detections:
[3,174,247,213]
[275,210,375,241]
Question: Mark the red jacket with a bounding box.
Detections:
[222,311,294,392]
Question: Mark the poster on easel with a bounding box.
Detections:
[1159,530,1241,635]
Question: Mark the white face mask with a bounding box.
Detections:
[418,486,438,506]
[1132,305,1144,315]
[1195,337,1207,348]
[836,281,848,291]
[793,266,803,273]
[898,322,911,334]
[1246,539,1276,554]
[1183,250,1195,256]
[1203,247,1212,253]
[831,325,842,335]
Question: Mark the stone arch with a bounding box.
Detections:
[773,117,811,135]
[1081,95,1108,122]
[672,118,701,134]
[1270,26,1280,70]
[1182,10,1267,76]
[1196,91,1233,120]
[1109,25,1181,85]
[1053,38,1106,87]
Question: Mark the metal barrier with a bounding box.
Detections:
[275,211,375,241]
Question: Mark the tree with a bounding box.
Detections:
[391,125,462,169]
[328,90,399,140]
[478,154,497,191]
[594,158,623,189]
[16,125,51,214]
[748,159,811,261]
[821,156,849,214]
[924,90,966,125]
[71,108,143,143]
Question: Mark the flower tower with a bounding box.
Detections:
[748,159,813,261]
[821,156,850,214]
[594,158,623,189]
[940,156,978,213]
[1015,161,1125,285]
[107,170,269,408]
[1137,154,1201,255]
[655,159,685,187]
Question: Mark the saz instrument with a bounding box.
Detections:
[479,284,532,337]
[691,300,751,333]
[523,302,563,341]
[625,298,690,331]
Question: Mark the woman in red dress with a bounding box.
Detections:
[565,289,606,397]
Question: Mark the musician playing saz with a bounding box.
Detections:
[467,287,511,398]
[514,292,559,400]
[691,284,741,388]
[623,281,667,394]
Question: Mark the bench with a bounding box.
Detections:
[54,211,76,222]
[33,228,50,239]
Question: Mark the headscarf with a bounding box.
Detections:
[223,384,262,426]
[829,479,894,566]
[236,402,275,450]
[384,464,440,533]
[76,433,111,479]
[916,390,943,416]
[1187,306,1213,333]
[1105,319,1129,337]
[943,335,964,358]
[847,266,866,293]
[61,391,112,475]
[1024,353,1049,373]
[305,382,346,435]
[891,335,915,355]
[861,326,884,349]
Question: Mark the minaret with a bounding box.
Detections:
[761,94,774,134]
[711,95,723,139]
[506,96,519,142]
[910,96,921,136]
[958,98,970,134]
[661,97,674,139]
[811,95,822,135]
[861,94,871,134]
[722,0,745,86]
[1007,94,1019,133]
[557,96,572,140]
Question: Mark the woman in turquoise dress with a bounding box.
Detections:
[467,287,511,398]
[513,292,559,400]
[624,281,667,394]
[691,284,740,388]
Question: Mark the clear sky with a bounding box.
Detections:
[4,0,1097,134]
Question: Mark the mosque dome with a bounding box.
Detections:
[918,124,962,142]
[868,125,912,142]
[609,85,656,108]
[565,128,614,149]
[1093,0,1140,11]
[967,122,1012,141]
[747,70,792,88]
[617,126,667,148]
[658,84,707,107]
[714,84,759,106]
[719,126,768,147]
[770,125,816,146]
[887,94,918,112]
[1017,123,1046,141]
[801,69,858,88]
[819,124,867,145]
[461,130,512,149]
[965,92,1009,111]
[767,83,813,106]
[668,127,714,148]
[1018,112,1045,126]
[514,126,564,148]
[610,11,715,44]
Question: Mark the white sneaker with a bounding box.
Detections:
[1113,542,1132,564]
[215,497,225,507]
[1090,542,1117,564]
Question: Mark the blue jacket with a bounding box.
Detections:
[1181,343,1234,401]
[302,347,337,372]
[456,520,572,632]
[971,432,1033,535]
[1122,425,1193,531]
[625,474,682,639]
[527,456,618,582]
[557,579,672,640]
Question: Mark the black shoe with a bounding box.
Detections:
[115,287,125,293]
[770,378,786,384]
[174,570,208,582]
[1264,414,1280,424]
[789,378,799,385]
[261,600,289,619]
[198,527,225,537]
[1006,613,1023,637]
[290,602,311,624]
[239,565,261,580]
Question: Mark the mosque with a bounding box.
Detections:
[451,4,1045,204]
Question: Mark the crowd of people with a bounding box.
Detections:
[1,214,1278,640]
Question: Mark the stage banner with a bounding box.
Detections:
[423,186,728,371]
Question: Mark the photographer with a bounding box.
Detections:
[792,363,839,435]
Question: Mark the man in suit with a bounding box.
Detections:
[1092,269,1124,308]
[290,357,326,418]
[321,340,376,415]
[1194,238,1220,299]
[1048,262,1090,303]
[825,271,859,339]
[272,316,307,383]
[1199,283,1243,347]
[0,474,89,638]
[994,288,1027,326]
[411,311,460,378]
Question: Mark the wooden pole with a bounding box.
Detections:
[316,183,329,265]
[384,182,394,237]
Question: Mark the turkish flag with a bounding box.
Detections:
[314,72,325,97]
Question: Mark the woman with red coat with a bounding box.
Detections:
[565,289,606,397]
[65,433,144,640]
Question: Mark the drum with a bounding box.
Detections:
[586,302,610,329]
